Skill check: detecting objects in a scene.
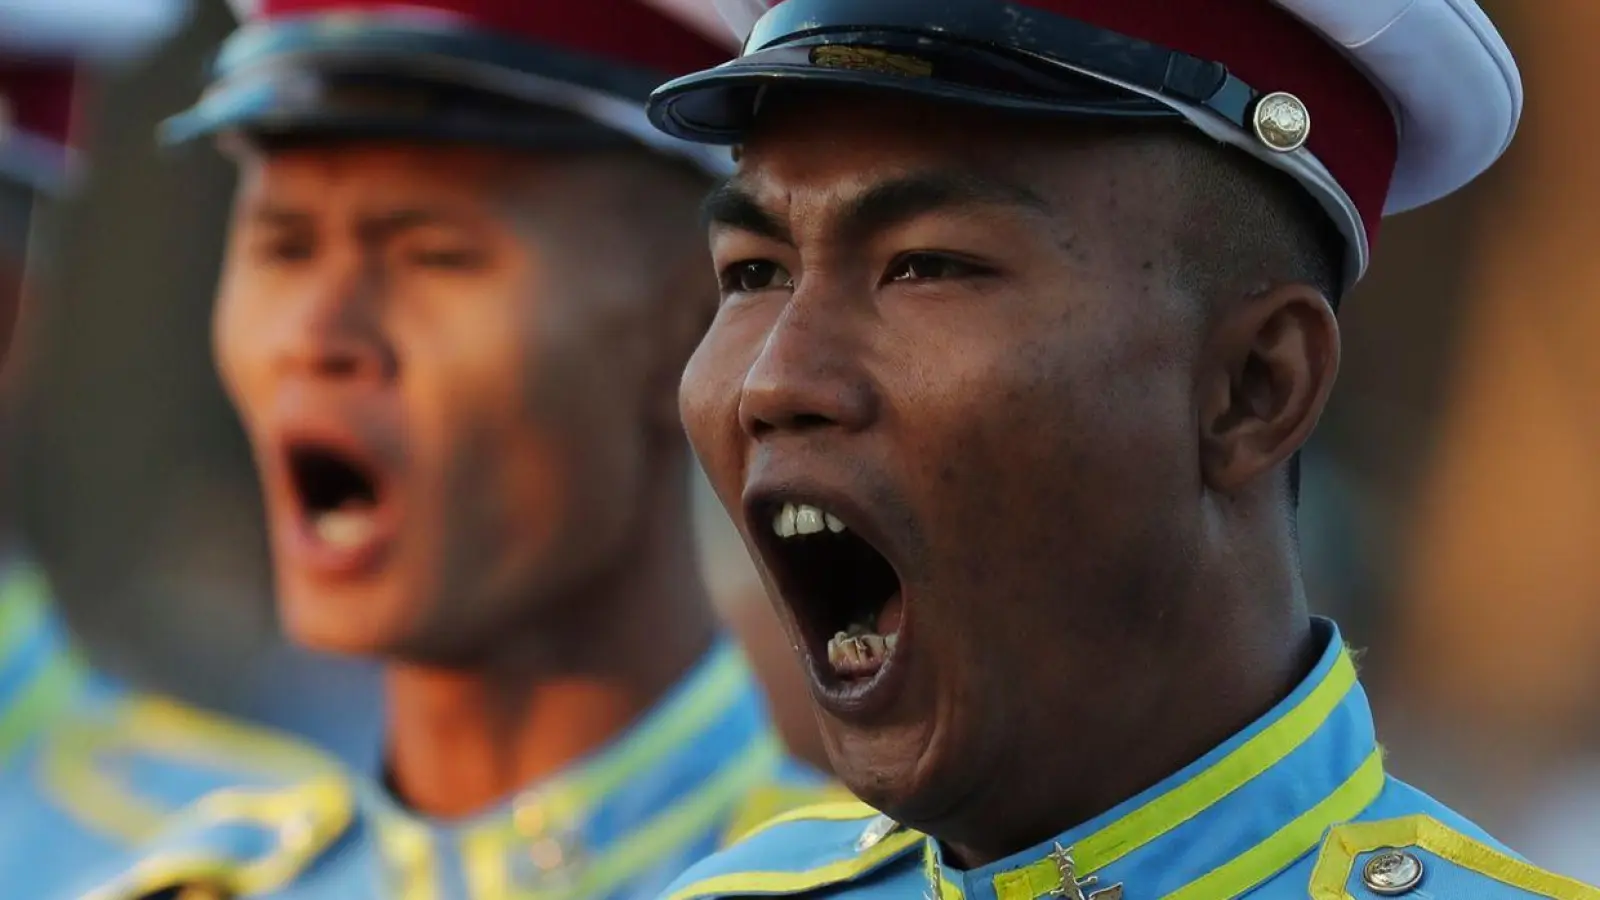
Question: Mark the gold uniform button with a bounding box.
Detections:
[1252,91,1312,153]
[1362,848,1425,895]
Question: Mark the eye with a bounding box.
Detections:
[884,252,992,284]
[254,233,314,265]
[718,259,794,296]
[406,247,484,270]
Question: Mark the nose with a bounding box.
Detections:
[274,264,397,385]
[738,294,878,439]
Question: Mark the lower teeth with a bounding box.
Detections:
[826,629,898,674]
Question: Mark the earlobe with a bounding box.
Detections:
[1197,283,1339,495]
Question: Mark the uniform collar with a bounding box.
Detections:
[0,560,90,767]
[926,618,1385,900]
[360,636,786,899]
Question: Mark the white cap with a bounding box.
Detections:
[644,0,1523,284]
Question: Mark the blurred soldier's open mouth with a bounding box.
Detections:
[746,488,910,717]
[275,427,400,579]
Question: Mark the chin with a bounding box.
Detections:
[276,579,412,659]
[822,717,949,821]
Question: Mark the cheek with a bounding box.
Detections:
[678,313,754,482]
[212,288,270,430]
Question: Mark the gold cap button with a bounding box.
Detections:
[1252,91,1311,153]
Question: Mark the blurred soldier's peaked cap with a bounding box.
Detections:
[0,0,191,194]
[645,0,1524,286]
[163,0,739,176]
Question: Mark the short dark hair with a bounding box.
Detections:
[1167,132,1347,506]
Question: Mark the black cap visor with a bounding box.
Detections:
[163,15,668,151]
[164,59,640,153]
[648,0,1260,145]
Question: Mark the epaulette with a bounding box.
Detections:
[38,693,346,843]
[1310,816,1600,899]
[78,777,355,900]
[666,800,923,900]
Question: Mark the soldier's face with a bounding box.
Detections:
[216,142,690,662]
[683,98,1210,840]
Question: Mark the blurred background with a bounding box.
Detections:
[4,0,1597,877]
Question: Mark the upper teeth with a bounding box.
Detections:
[773,503,847,538]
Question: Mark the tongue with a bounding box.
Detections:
[876,592,904,635]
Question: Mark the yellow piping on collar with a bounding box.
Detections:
[1161,747,1384,900]
[0,652,83,769]
[1309,815,1600,900]
[991,646,1358,894]
[459,733,786,900]
[0,567,47,666]
[533,644,748,825]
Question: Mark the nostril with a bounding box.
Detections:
[747,410,837,438]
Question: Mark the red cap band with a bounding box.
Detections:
[1019,0,1398,251]
[258,0,731,78]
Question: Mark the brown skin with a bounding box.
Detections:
[684,95,1336,865]
[216,141,719,816]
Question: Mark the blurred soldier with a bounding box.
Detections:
[639,0,1600,898]
[78,1,830,897]
[0,2,356,895]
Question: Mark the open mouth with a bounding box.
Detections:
[754,499,906,691]
[285,441,390,559]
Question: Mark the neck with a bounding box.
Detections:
[945,510,1318,867]
[385,477,718,819]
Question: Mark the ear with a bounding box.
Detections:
[1196,283,1339,495]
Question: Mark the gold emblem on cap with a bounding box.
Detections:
[809,45,933,78]
[1252,91,1311,153]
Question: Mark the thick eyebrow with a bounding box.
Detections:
[699,170,1050,247]
[244,201,469,242]
[246,202,312,231]
[838,171,1050,244]
[701,181,793,244]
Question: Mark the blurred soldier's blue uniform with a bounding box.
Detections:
[630,0,1600,897]
[0,567,347,896]
[62,1,834,897]
[661,624,1600,900]
[79,639,825,900]
[0,4,374,895]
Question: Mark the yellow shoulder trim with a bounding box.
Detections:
[731,798,882,843]
[666,828,923,900]
[80,777,353,900]
[1310,816,1600,900]
[39,693,344,843]
[720,782,858,846]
